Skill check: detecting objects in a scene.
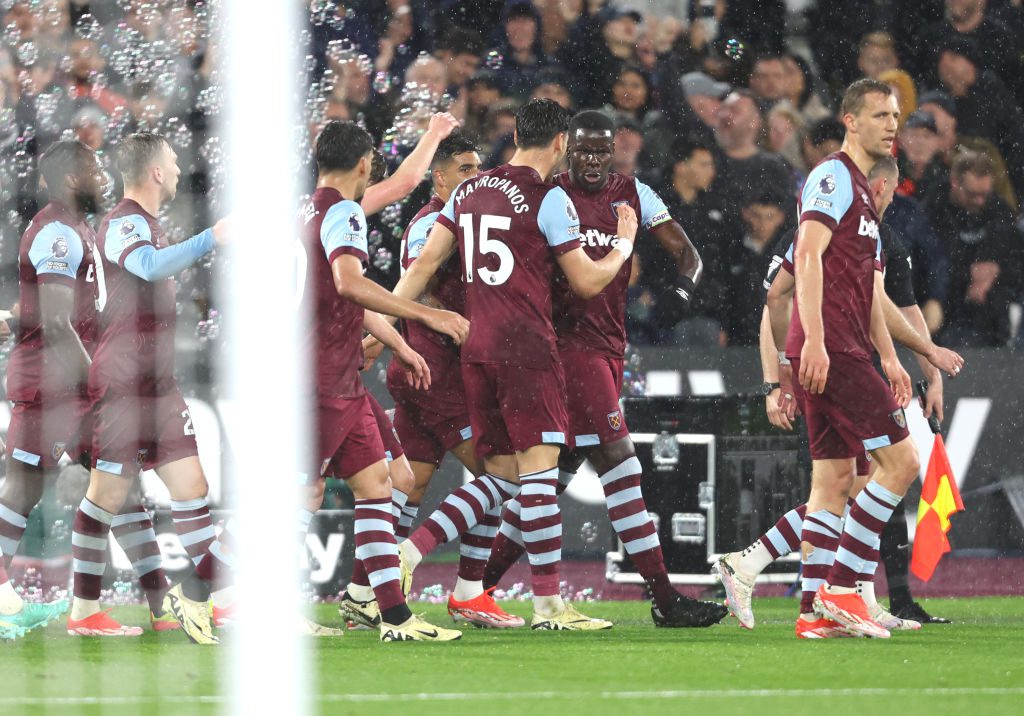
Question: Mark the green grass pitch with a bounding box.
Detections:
[1,597,1022,715]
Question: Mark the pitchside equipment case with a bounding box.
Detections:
[607,395,809,585]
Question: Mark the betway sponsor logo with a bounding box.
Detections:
[858,215,879,240]
[578,227,623,248]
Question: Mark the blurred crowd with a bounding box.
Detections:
[2,0,1023,351]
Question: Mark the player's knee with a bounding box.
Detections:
[388,458,415,495]
[596,438,635,472]
[0,469,44,512]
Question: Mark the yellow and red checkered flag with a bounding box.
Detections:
[911,433,965,581]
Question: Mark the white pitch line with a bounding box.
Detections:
[2,687,1023,706]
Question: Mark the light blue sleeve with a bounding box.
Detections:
[122,229,215,282]
[439,189,458,224]
[28,221,84,281]
[104,214,153,267]
[537,186,581,250]
[635,180,672,230]
[406,211,439,261]
[800,159,854,228]
[321,200,368,261]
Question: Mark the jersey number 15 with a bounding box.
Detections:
[460,213,513,286]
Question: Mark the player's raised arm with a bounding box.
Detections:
[361,113,460,215]
[557,201,638,299]
[112,216,231,282]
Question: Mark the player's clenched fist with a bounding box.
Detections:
[799,340,829,394]
[615,204,638,242]
[427,112,460,139]
[425,307,470,345]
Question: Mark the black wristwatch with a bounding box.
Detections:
[760,382,780,396]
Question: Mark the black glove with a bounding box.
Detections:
[651,275,695,329]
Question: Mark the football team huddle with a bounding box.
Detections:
[0,78,964,645]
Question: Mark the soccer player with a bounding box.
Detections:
[0,140,177,638]
[480,110,727,628]
[716,155,962,632]
[301,119,469,642]
[66,132,232,643]
[344,132,525,629]
[783,80,962,638]
[389,99,637,630]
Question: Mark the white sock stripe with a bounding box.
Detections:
[498,521,524,545]
[210,540,235,568]
[191,555,204,566]
[605,485,643,510]
[429,511,460,541]
[133,555,164,576]
[623,533,662,554]
[806,509,843,532]
[391,489,409,510]
[79,499,114,525]
[520,505,559,522]
[0,504,28,528]
[611,511,653,534]
[834,546,871,573]
[467,523,498,538]
[401,504,419,516]
[73,559,106,575]
[802,521,839,541]
[461,482,492,511]
[804,547,836,566]
[356,502,393,515]
[526,549,561,566]
[520,481,556,497]
[864,481,902,507]
[355,542,398,560]
[522,524,562,543]
[600,457,642,487]
[178,525,218,547]
[110,512,150,528]
[784,510,804,534]
[474,477,501,505]
[843,515,882,549]
[368,567,401,588]
[854,489,898,523]
[447,495,479,530]
[113,528,158,550]
[490,476,521,499]
[857,560,879,576]
[505,499,522,516]
[71,533,109,551]
[802,577,826,592]
[459,545,492,561]
[354,518,395,535]
[170,497,208,511]
[764,528,792,556]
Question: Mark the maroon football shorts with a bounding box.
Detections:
[365,392,404,462]
[7,395,92,469]
[388,359,472,467]
[560,350,628,449]
[317,394,386,480]
[461,361,569,459]
[790,354,910,461]
[91,388,199,477]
